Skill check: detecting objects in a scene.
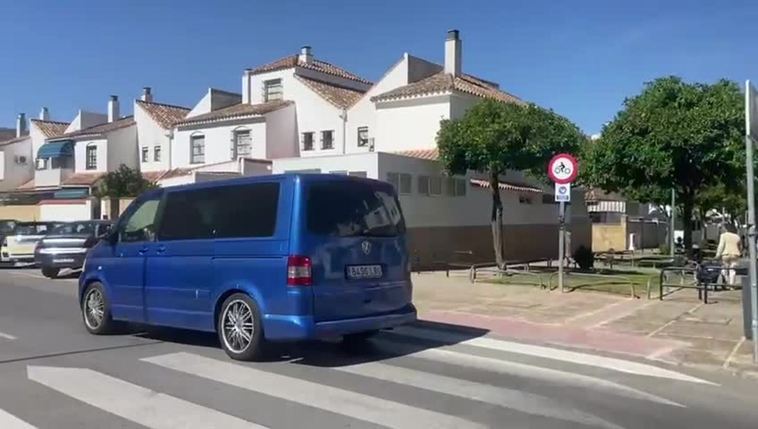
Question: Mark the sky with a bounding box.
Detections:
[1,0,757,136]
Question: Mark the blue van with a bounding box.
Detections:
[79,174,416,360]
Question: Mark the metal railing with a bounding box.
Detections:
[548,271,639,298]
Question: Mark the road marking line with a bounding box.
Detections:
[723,338,746,369]
[143,352,486,429]
[0,332,17,340]
[335,361,623,429]
[393,326,714,385]
[0,409,36,429]
[375,339,685,408]
[27,366,265,429]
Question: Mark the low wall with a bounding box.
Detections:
[0,205,40,221]
[408,221,591,270]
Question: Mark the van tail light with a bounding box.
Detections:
[287,255,312,286]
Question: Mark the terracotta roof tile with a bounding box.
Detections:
[136,100,190,129]
[394,148,440,161]
[0,135,30,147]
[53,116,135,140]
[62,172,106,186]
[30,119,70,138]
[371,72,524,104]
[177,100,292,127]
[295,75,365,108]
[248,55,372,85]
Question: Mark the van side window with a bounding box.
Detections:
[119,196,162,243]
[157,183,280,241]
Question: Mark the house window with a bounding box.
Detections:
[141,147,149,163]
[357,126,369,147]
[263,79,283,101]
[232,130,252,159]
[429,177,443,196]
[387,172,399,189]
[321,130,334,150]
[519,195,533,204]
[36,158,48,170]
[302,132,314,151]
[86,144,97,170]
[154,146,161,162]
[399,173,412,194]
[348,171,367,177]
[418,176,430,195]
[190,134,205,164]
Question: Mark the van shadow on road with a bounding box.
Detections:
[133,320,490,366]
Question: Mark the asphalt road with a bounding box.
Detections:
[1,266,757,429]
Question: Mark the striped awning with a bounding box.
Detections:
[37,140,74,159]
[469,178,542,193]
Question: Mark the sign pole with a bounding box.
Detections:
[558,201,566,293]
[745,81,758,363]
[670,189,675,257]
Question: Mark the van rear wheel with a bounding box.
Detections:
[218,293,266,361]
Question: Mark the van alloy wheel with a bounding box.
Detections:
[221,299,255,353]
[84,288,105,330]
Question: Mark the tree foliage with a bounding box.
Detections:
[437,99,586,266]
[582,76,744,250]
[94,164,156,198]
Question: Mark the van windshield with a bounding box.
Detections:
[307,181,405,237]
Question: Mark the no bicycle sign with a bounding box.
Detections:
[547,153,578,185]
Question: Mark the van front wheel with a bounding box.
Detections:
[218,293,266,361]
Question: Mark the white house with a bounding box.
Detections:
[133,87,191,176]
[0,114,32,192]
[268,30,591,266]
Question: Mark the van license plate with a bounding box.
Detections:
[347,265,383,280]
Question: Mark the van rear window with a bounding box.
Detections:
[306,181,405,237]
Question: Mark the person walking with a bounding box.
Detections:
[715,223,742,286]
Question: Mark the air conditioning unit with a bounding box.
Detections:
[368,138,375,152]
[14,155,27,165]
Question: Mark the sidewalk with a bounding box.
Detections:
[412,271,758,378]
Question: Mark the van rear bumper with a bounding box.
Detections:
[263,304,417,340]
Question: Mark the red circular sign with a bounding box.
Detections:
[548,153,578,184]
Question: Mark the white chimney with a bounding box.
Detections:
[39,107,49,121]
[444,29,462,76]
[108,95,120,123]
[16,113,26,137]
[299,46,313,64]
[141,87,153,102]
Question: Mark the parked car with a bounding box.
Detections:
[1,221,60,265]
[35,220,113,278]
[79,174,416,360]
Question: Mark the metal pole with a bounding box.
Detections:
[746,133,758,363]
[670,189,676,257]
[559,201,566,293]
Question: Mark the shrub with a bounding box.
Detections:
[573,245,594,270]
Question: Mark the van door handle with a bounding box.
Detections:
[156,245,166,254]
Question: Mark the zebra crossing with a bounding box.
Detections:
[0,327,713,429]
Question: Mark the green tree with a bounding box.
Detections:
[583,76,744,251]
[437,99,585,267]
[94,164,156,198]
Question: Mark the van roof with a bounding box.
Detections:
[162,173,385,193]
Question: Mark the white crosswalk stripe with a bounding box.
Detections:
[27,366,267,429]
[393,326,714,385]
[0,409,36,429]
[374,338,684,407]
[0,331,17,341]
[143,352,488,429]
[335,360,623,429]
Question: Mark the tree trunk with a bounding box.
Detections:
[699,209,707,243]
[489,171,505,269]
[682,196,695,255]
